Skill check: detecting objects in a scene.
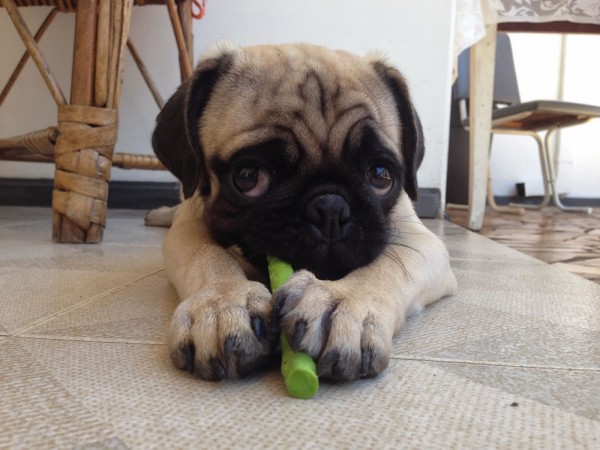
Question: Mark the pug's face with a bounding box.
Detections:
[153,43,424,280]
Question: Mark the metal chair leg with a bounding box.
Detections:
[489,129,551,210]
[487,173,525,215]
[543,129,593,215]
[505,130,552,210]
[487,134,525,215]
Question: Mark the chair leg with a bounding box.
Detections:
[52,0,133,242]
[52,106,118,242]
[177,0,194,81]
[52,0,99,243]
[507,131,552,210]
[486,174,525,215]
[167,0,193,80]
[543,129,593,215]
[487,135,525,215]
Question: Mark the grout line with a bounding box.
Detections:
[12,268,165,336]
[390,355,600,372]
[14,334,166,346]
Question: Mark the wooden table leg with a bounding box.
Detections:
[467,24,497,231]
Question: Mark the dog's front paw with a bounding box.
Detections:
[273,271,395,381]
[168,281,276,380]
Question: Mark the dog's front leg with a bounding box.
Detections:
[163,198,276,380]
[274,196,457,381]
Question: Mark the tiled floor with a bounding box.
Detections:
[448,206,600,284]
[1,206,599,449]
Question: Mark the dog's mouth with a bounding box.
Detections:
[242,235,385,282]
[237,191,389,281]
[286,238,381,281]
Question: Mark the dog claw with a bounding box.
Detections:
[184,344,196,374]
[251,316,265,339]
[211,358,229,380]
[291,321,307,351]
[318,350,338,377]
[272,294,287,322]
[224,336,235,357]
[360,348,371,378]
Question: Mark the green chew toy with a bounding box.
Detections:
[267,256,319,399]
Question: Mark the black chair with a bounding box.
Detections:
[453,33,600,214]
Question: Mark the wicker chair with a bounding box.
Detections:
[0,0,194,242]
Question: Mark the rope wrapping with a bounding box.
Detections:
[52,105,117,240]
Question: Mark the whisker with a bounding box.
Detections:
[380,249,413,282]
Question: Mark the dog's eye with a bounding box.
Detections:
[233,166,270,197]
[367,165,394,196]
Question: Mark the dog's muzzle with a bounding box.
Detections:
[305,193,351,242]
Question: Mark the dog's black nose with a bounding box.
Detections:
[305,194,351,240]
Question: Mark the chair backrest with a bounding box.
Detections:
[453,33,521,106]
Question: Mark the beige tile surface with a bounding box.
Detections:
[1,206,599,449]
[423,219,544,264]
[0,266,158,335]
[0,232,80,261]
[23,272,179,344]
[0,238,163,273]
[12,337,600,449]
[0,338,118,449]
[427,361,600,421]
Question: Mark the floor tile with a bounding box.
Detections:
[391,257,600,368]
[419,361,600,421]
[23,272,179,344]
[453,256,599,296]
[0,338,118,450]
[0,234,80,262]
[0,266,155,335]
[14,337,600,449]
[0,206,51,226]
[2,207,599,448]
[394,296,527,357]
[395,295,600,366]
[0,207,165,251]
[421,320,600,370]
[0,242,164,274]
[445,232,543,263]
[425,219,544,263]
[452,259,600,329]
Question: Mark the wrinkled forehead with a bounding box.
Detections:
[199,44,401,162]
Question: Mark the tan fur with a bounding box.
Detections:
[159,43,456,381]
[199,44,401,200]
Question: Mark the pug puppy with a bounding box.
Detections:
[152,43,456,382]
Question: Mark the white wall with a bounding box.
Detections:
[562,34,600,198]
[1,0,457,202]
[490,33,600,199]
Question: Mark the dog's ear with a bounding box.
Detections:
[152,51,233,198]
[371,61,425,201]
